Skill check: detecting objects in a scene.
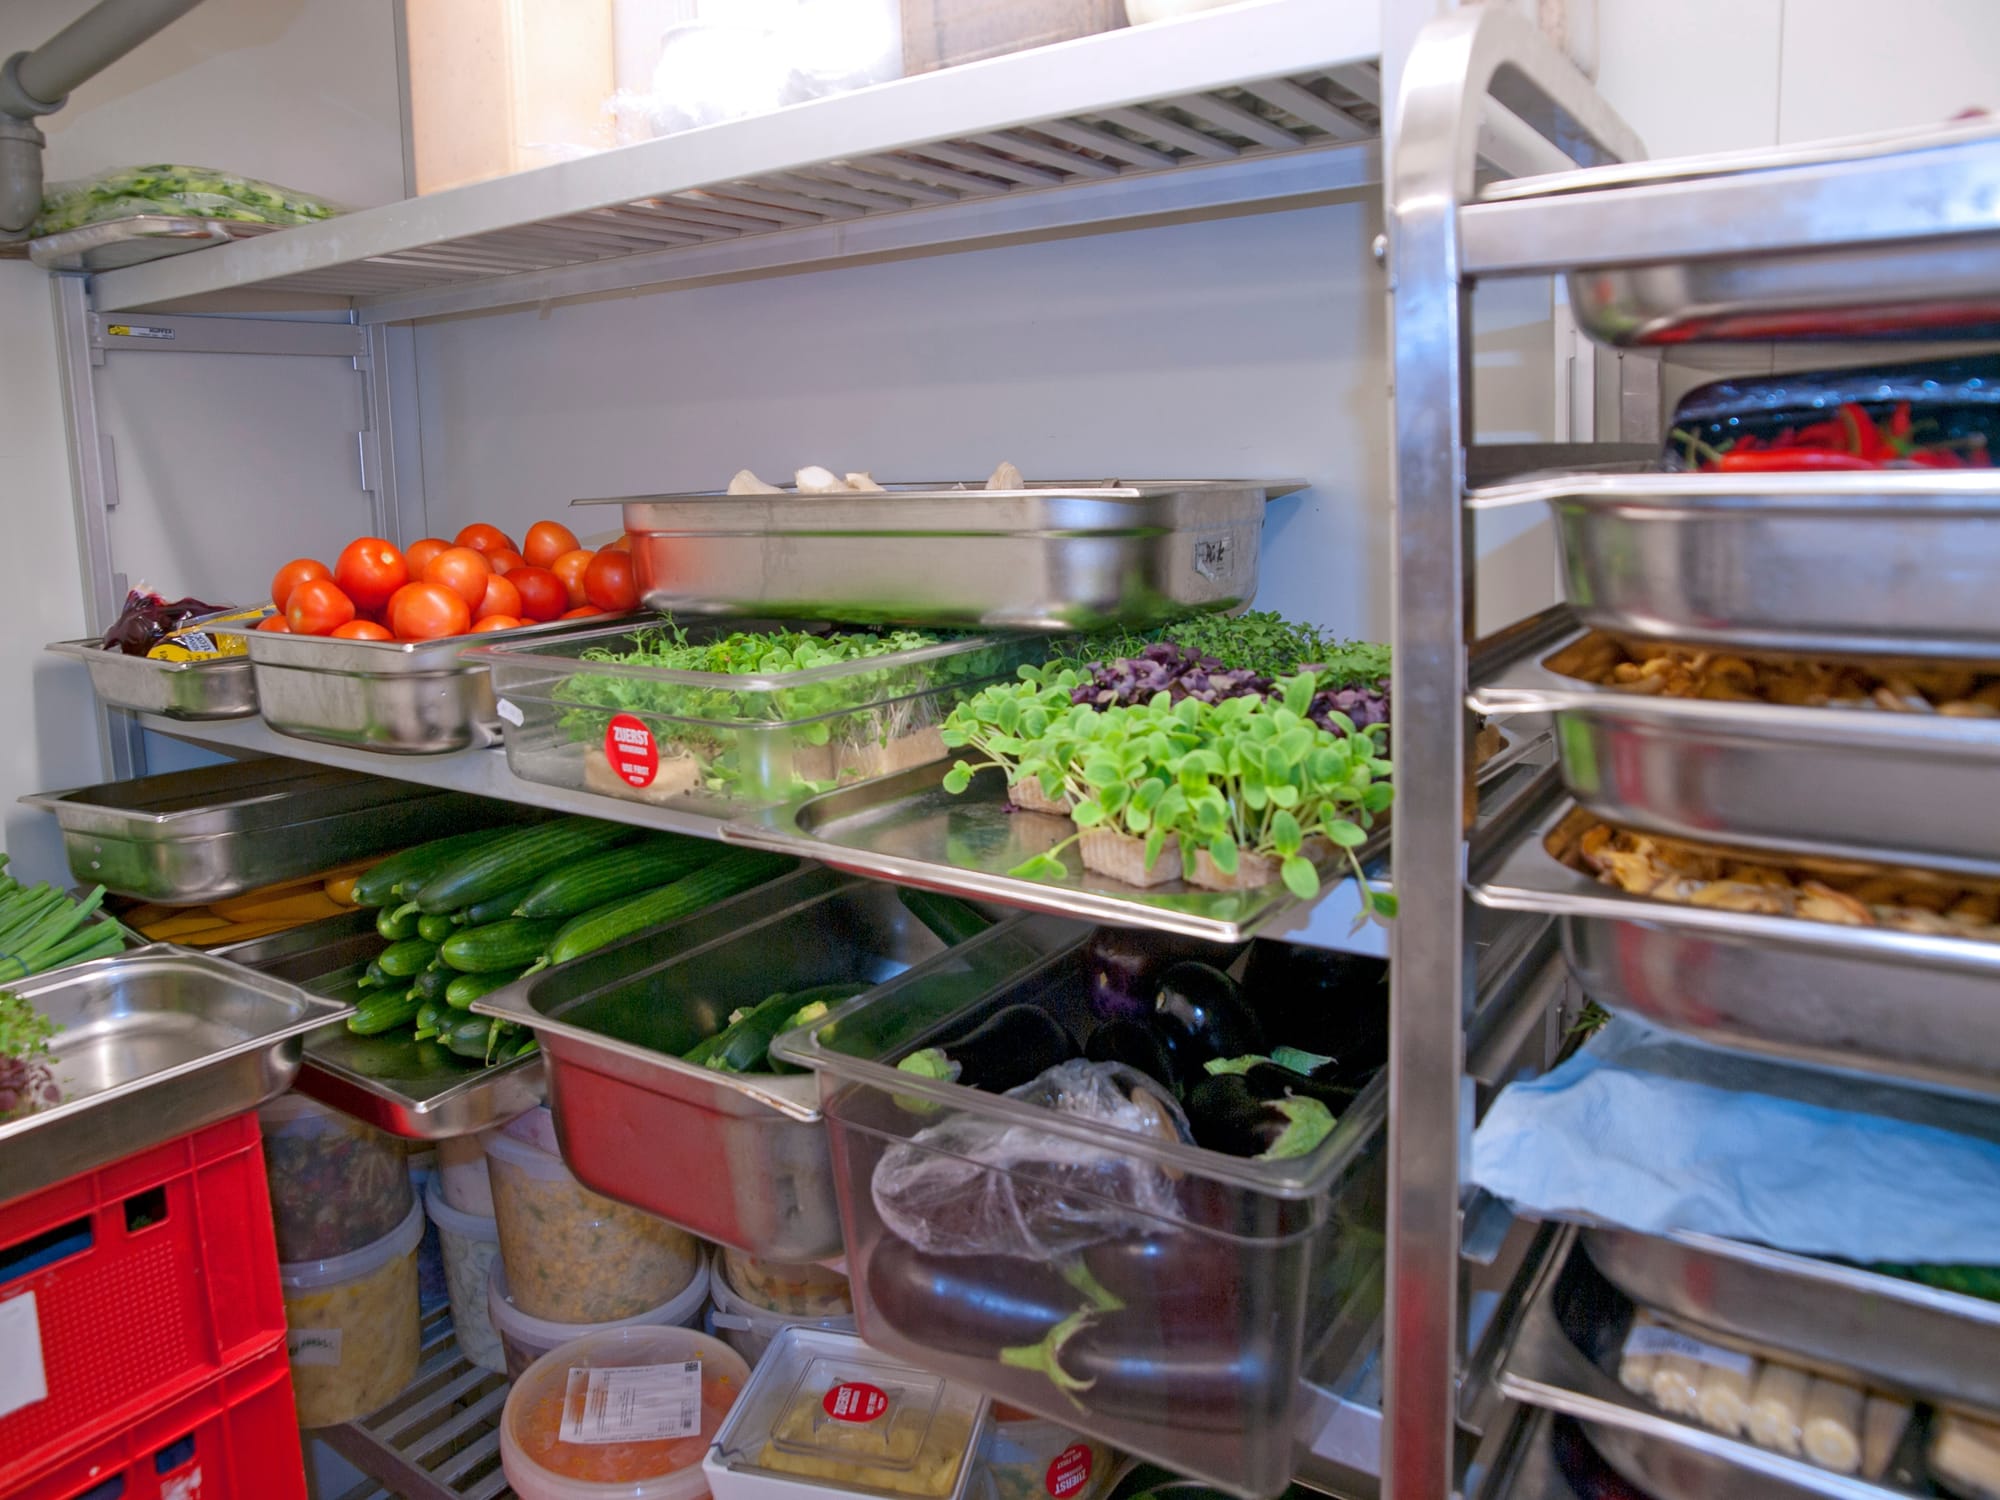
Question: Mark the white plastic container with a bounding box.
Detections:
[704,1328,990,1500]
[260,1089,413,1262]
[707,1249,856,1366]
[280,1197,425,1427]
[971,1414,1113,1500]
[489,1258,711,1381]
[486,1107,702,1323]
[424,1177,505,1374]
[438,1130,497,1215]
[500,1324,752,1499]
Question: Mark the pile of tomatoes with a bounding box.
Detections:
[262,520,641,641]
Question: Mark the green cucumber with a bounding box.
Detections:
[442,1014,497,1059]
[440,918,564,973]
[349,988,423,1035]
[413,817,640,916]
[897,889,993,947]
[417,912,457,943]
[513,835,719,919]
[413,999,445,1039]
[410,966,451,1003]
[378,938,439,977]
[445,968,525,1011]
[697,982,867,1074]
[377,904,421,942]
[461,883,537,928]
[539,850,792,971]
[352,827,516,908]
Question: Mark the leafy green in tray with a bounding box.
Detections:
[1048,610,1390,686]
[36,164,342,236]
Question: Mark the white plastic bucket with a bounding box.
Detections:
[424,1176,505,1374]
[487,1255,710,1381]
[279,1197,425,1427]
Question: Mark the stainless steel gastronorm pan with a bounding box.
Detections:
[583,480,1302,630]
[0,944,351,1206]
[1469,467,2000,661]
[48,637,258,719]
[1472,793,2000,1101]
[1469,629,2000,878]
[23,761,494,905]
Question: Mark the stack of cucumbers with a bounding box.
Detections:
[348,816,789,1063]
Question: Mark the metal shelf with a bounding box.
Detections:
[91,0,1381,322]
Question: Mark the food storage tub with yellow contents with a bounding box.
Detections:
[488,1259,711,1381]
[280,1197,424,1427]
[260,1089,413,1261]
[704,1328,989,1500]
[485,1106,702,1322]
[708,1247,856,1366]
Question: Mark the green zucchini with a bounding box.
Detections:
[539,850,792,971]
[440,917,564,973]
[445,968,524,1010]
[461,883,537,928]
[353,827,516,907]
[897,888,993,947]
[413,817,640,916]
[417,912,457,943]
[378,938,439,977]
[349,988,423,1035]
[696,981,867,1074]
[513,835,719,919]
[376,904,421,942]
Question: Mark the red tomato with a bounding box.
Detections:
[562,605,604,619]
[476,573,522,620]
[523,520,581,569]
[286,578,357,636]
[403,538,451,576]
[256,613,292,632]
[423,546,492,610]
[387,582,472,641]
[607,533,633,553]
[508,566,567,622]
[486,549,528,575]
[270,558,330,612]
[471,614,524,632]
[455,523,518,556]
[333,538,408,612]
[583,548,639,612]
[330,619,394,641]
[550,549,595,607]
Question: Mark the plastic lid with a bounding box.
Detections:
[280,1196,425,1291]
[424,1175,498,1243]
[485,1106,575,1182]
[499,1324,750,1499]
[487,1258,709,1353]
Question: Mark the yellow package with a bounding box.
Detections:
[147,605,267,662]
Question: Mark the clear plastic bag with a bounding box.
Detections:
[35,164,342,236]
[871,1060,1190,1261]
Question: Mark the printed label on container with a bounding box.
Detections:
[288,1328,343,1368]
[605,714,659,788]
[1046,1444,1094,1498]
[560,1362,703,1444]
[496,698,524,727]
[0,1291,48,1420]
[823,1381,891,1423]
[1623,1324,1755,1377]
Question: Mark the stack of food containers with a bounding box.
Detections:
[707,1247,857,1364]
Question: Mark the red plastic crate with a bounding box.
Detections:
[8,1342,304,1500]
[0,1114,288,1490]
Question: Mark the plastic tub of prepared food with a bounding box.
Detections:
[708,1248,855,1366]
[425,1177,505,1374]
[500,1323,751,1500]
[408,1147,450,1310]
[439,1129,496,1215]
[489,1255,711,1381]
[705,1327,989,1500]
[486,1107,703,1322]
[721,1248,854,1317]
[280,1197,424,1427]
[260,1089,414,1261]
[972,1412,1112,1500]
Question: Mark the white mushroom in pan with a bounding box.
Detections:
[727,469,783,495]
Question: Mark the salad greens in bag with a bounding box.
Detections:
[35,164,342,237]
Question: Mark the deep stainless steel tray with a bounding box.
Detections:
[1470,629,2000,878]
[23,761,493,905]
[1472,792,2000,1101]
[1583,1228,2000,1415]
[48,637,259,720]
[1469,467,2000,661]
[1501,1229,1921,1500]
[28,214,281,272]
[582,479,1301,629]
[474,861,983,1262]
[0,944,350,1206]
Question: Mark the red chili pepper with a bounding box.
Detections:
[1906,449,1970,468]
[1840,403,1887,461]
[1890,401,1913,443]
[1790,420,1847,448]
[1713,449,1880,472]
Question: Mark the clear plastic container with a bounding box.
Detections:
[489,1257,712,1382]
[971,1413,1113,1500]
[408,1147,450,1311]
[708,1248,856,1367]
[486,1107,703,1323]
[472,622,1048,815]
[500,1324,751,1500]
[721,1248,853,1318]
[768,914,1388,1497]
[280,1197,424,1427]
[438,1129,496,1215]
[424,1177,505,1374]
[705,1328,990,1500]
[259,1090,414,1262]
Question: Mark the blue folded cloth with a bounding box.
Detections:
[1471,1016,2000,1262]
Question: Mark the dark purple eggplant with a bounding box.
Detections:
[1239,942,1387,1084]
[1184,1074,1334,1160]
[1239,1061,1361,1116]
[1001,1304,1288,1432]
[1151,963,1264,1087]
[866,1236,1098,1356]
[1082,927,1238,1024]
[1083,1019,1177,1092]
[930,1004,1078,1093]
[1079,1233,1257,1332]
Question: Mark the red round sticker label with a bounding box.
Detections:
[822,1382,890,1423]
[1046,1444,1094,1498]
[604,714,658,788]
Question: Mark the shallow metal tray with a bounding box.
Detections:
[23,761,492,905]
[1472,792,2000,1101]
[473,861,986,1262]
[0,944,350,1206]
[581,479,1301,629]
[1469,467,2000,661]
[1501,1230,1925,1500]
[1584,1228,2000,1415]
[48,637,258,720]
[1470,629,2000,878]
[28,214,280,272]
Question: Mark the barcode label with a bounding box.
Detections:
[1624,1324,1754,1377]
[560,1361,702,1444]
